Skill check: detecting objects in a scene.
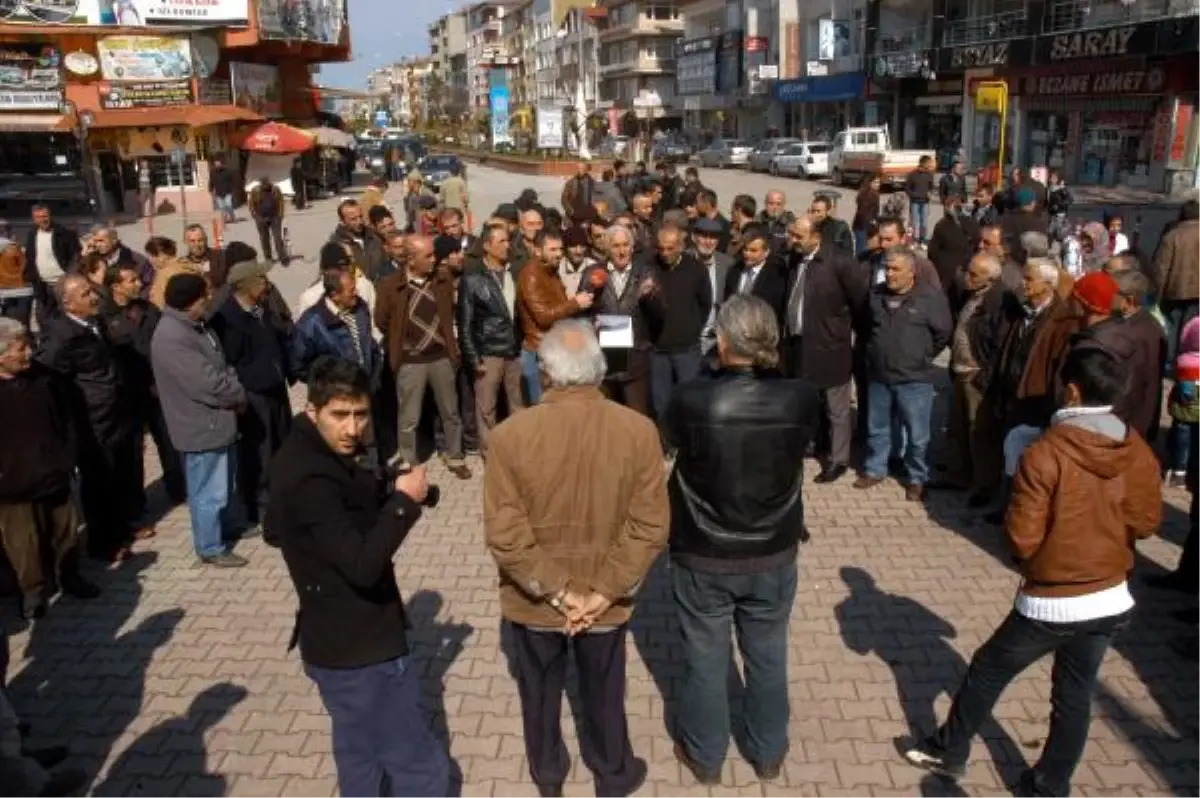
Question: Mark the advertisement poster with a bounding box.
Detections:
[98,36,192,82]
[256,0,345,44]
[817,19,852,61]
[93,0,249,25]
[0,0,83,24]
[231,62,283,118]
[489,85,511,147]
[536,106,563,149]
[99,80,192,108]
[0,44,61,110]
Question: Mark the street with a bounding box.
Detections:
[3,164,1193,797]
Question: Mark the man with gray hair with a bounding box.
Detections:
[484,318,666,798]
[664,294,820,785]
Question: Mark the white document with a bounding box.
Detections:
[595,314,634,349]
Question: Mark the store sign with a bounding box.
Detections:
[0,45,61,110]
[950,43,1008,68]
[98,36,192,82]
[230,62,282,118]
[677,36,716,57]
[773,72,865,104]
[1021,66,1165,97]
[256,0,345,45]
[98,80,192,108]
[93,0,249,25]
[745,36,768,53]
[536,105,563,149]
[1037,24,1154,62]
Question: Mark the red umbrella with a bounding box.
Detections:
[237,122,316,155]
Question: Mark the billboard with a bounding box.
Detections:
[489,70,511,147]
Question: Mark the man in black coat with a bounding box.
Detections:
[725,228,789,332]
[209,260,293,531]
[23,205,80,325]
[268,357,450,798]
[36,274,142,562]
[809,194,854,255]
[781,216,869,483]
[927,193,980,301]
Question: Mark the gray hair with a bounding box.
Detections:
[605,224,633,247]
[1020,231,1050,261]
[1025,256,1061,285]
[0,317,26,355]
[89,223,116,239]
[538,319,607,388]
[971,252,1003,280]
[1113,268,1149,304]
[716,294,780,370]
[884,243,917,270]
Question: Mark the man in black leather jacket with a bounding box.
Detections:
[456,224,524,457]
[663,294,820,787]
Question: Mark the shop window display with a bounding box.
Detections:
[1024,112,1068,173]
[1078,110,1155,187]
[0,133,81,176]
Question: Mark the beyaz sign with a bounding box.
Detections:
[950,43,1009,69]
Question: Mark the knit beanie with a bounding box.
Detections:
[1071,272,1119,315]
[164,272,208,311]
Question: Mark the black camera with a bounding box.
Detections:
[382,460,441,509]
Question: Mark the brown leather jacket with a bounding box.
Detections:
[1007,417,1161,598]
[374,269,459,371]
[149,258,205,310]
[248,184,285,219]
[517,258,578,352]
[0,243,27,290]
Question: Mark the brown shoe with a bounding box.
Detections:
[673,742,720,785]
[853,475,885,490]
[753,757,785,782]
[133,526,157,541]
[905,484,926,502]
[447,463,472,480]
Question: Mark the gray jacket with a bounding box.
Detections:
[150,307,246,453]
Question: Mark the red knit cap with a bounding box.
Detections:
[1071,272,1120,315]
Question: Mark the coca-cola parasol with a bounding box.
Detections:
[237,122,316,155]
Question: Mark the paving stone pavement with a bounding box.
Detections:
[4,170,1196,797]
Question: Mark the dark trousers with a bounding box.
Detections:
[306,656,449,797]
[78,434,141,557]
[433,365,480,453]
[602,350,652,418]
[509,622,642,795]
[236,386,292,525]
[255,217,286,262]
[933,610,1131,797]
[0,490,79,595]
[650,349,703,421]
[145,399,186,503]
[672,562,797,775]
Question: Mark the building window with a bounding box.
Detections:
[645,4,678,21]
[146,154,197,189]
[0,132,79,176]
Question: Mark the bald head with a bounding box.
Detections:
[656,226,685,265]
[966,253,1002,291]
[789,213,820,254]
[58,273,100,319]
[765,190,786,219]
[406,235,434,277]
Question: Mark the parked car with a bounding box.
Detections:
[829,126,935,189]
[747,138,798,172]
[418,154,462,192]
[697,139,752,169]
[770,141,831,180]
[651,137,691,164]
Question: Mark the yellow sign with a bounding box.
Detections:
[551,0,596,29]
[975,83,1007,113]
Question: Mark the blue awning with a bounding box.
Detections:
[773,73,866,104]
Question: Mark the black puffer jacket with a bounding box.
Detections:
[863,281,953,384]
[665,367,821,575]
[457,262,521,371]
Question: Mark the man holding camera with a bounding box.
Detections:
[267,357,449,798]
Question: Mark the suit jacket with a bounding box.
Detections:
[580,260,655,383]
[23,223,81,289]
[724,256,790,329]
[784,246,869,388]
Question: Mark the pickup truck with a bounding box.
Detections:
[829,126,935,190]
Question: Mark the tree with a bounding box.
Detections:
[426,71,447,119]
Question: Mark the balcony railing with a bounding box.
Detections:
[599,15,685,39]
[1044,0,1199,32]
[599,55,676,74]
[873,23,931,54]
[943,8,1028,45]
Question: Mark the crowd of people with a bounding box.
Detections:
[0,152,1194,797]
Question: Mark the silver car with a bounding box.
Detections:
[697,139,752,169]
[747,138,798,172]
[770,141,832,179]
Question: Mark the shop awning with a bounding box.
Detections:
[0,114,74,133]
[86,104,263,130]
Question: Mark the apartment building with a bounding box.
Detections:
[466,0,523,112]
[501,0,538,108]
[596,0,685,129]
[428,9,470,117]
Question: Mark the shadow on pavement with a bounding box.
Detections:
[406,588,472,797]
[5,551,183,791]
[91,683,248,796]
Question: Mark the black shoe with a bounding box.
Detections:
[614,757,648,797]
[674,742,720,785]
[888,456,905,478]
[39,766,87,797]
[23,745,68,770]
[966,491,992,509]
[60,575,100,600]
[814,464,848,484]
[535,782,563,798]
[199,552,249,568]
[1144,571,1197,594]
[1012,767,1057,797]
[752,749,786,781]
[897,736,966,781]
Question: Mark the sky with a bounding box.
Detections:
[319,0,450,88]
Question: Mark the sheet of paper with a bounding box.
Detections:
[595,314,634,349]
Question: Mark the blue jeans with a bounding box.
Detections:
[306,656,450,797]
[854,229,867,255]
[183,446,236,558]
[932,610,1130,797]
[909,200,929,243]
[1168,421,1196,473]
[672,561,797,776]
[864,381,935,484]
[650,349,703,422]
[521,348,543,404]
[213,193,235,221]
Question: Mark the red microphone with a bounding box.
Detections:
[588,269,608,294]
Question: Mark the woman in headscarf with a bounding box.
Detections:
[1080,221,1110,273]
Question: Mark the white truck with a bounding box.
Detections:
[829,126,935,189]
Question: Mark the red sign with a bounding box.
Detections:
[1018,66,1165,97]
[745,36,768,53]
[1171,103,1195,164]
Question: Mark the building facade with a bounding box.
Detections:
[466,0,522,113]
[596,0,685,131]
[0,0,349,220]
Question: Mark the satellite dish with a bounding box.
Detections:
[191,34,221,79]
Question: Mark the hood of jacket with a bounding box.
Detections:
[1047,409,1131,480]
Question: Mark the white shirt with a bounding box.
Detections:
[608,263,631,298]
[739,262,763,294]
[1111,231,1130,256]
[35,229,64,283]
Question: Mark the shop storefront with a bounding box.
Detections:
[773,72,865,142]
